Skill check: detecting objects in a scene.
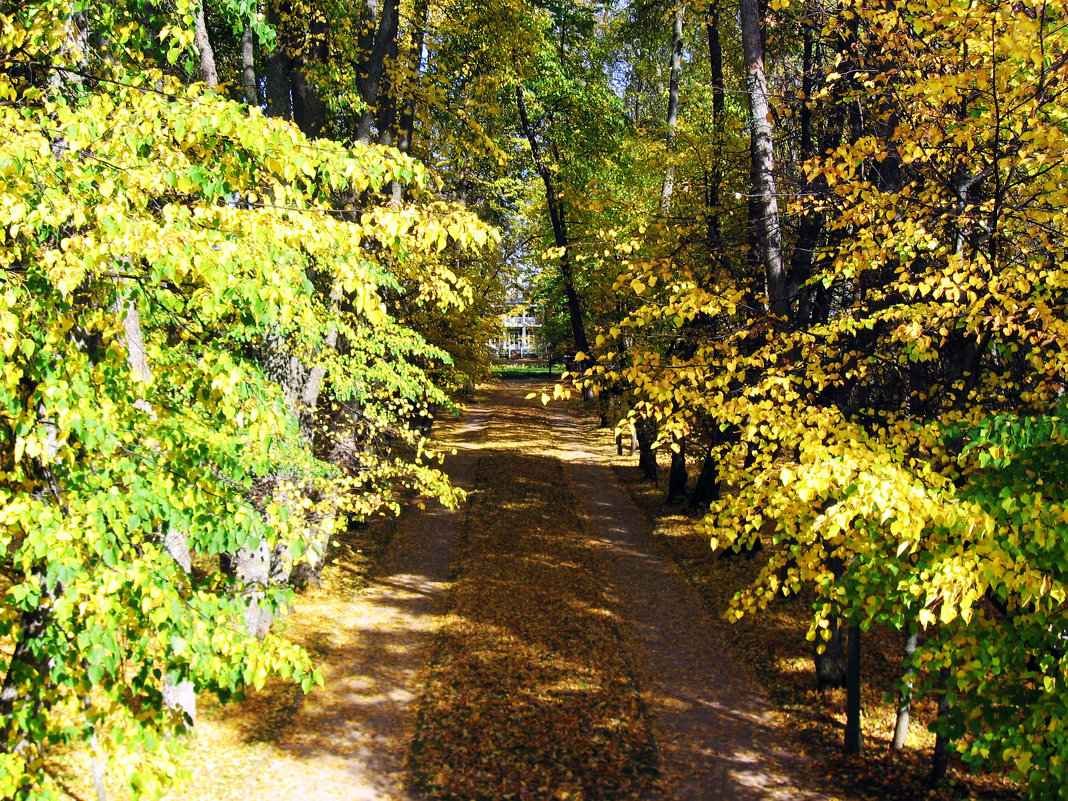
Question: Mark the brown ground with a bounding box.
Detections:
[159,382,835,800]
[166,403,489,801]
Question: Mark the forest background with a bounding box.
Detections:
[2,0,1068,799]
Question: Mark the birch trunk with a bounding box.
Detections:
[121,299,197,726]
[193,3,219,88]
[739,0,788,319]
[660,4,685,213]
[242,26,258,106]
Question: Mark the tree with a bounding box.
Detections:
[555,0,1068,792]
[0,1,496,795]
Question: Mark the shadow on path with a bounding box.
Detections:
[239,404,490,801]
[548,401,829,801]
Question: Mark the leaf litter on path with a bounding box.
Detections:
[410,390,656,800]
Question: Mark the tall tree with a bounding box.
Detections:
[516,84,591,361]
[0,1,497,795]
[739,0,787,319]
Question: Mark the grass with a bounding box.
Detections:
[491,361,560,380]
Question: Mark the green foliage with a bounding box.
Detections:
[0,1,496,796]
[552,0,1068,796]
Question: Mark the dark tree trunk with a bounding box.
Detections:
[375,0,401,148]
[704,5,726,273]
[667,435,688,501]
[0,595,51,736]
[690,445,721,511]
[791,29,821,293]
[844,623,863,754]
[636,418,659,482]
[356,0,401,145]
[815,617,849,690]
[516,85,590,360]
[264,4,292,121]
[393,0,430,201]
[398,0,429,156]
[265,46,292,119]
[929,669,951,784]
[708,3,725,128]
[292,68,327,137]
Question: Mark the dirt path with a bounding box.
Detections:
[234,404,489,801]
[177,382,828,800]
[408,386,656,800]
[548,404,825,800]
[407,383,826,800]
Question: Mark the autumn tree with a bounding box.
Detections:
[558,0,1068,793]
[0,1,497,796]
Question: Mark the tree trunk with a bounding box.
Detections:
[89,726,107,801]
[279,10,329,137]
[265,45,292,119]
[636,418,659,482]
[929,668,951,784]
[704,4,726,274]
[814,617,849,690]
[660,3,685,213]
[739,0,788,319]
[667,435,688,501]
[193,2,219,88]
[516,85,590,360]
[219,539,273,638]
[356,0,401,145]
[689,444,720,511]
[297,326,339,443]
[292,67,327,137]
[398,0,429,156]
[393,0,430,201]
[253,312,341,597]
[844,622,863,754]
[375,0,401,149]
[121,298,197,725]
[892,622,919,750]
[242,26,258,106]
[0,577,54,749]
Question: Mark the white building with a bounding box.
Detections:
[490,297,543,358]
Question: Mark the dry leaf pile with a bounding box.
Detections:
[410,447,656,800]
